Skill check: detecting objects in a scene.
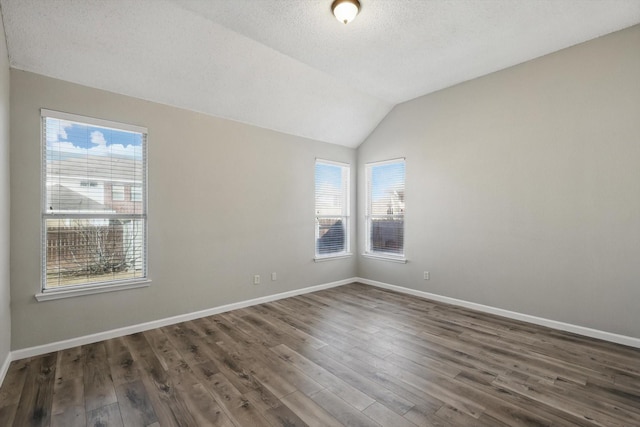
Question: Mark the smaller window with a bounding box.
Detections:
[365,158,406,260]
[80,180,98,187]
[315,160,350,259]
[112,185,125,201]
[131,185,142,201]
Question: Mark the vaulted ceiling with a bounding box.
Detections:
[1,0,639,147]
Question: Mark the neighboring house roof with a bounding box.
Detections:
[47,184,107,212]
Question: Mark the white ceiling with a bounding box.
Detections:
[1,0,639,147]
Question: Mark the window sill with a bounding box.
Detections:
[362,253,407,264]
[35,279,151,302]
[314,253,353,262]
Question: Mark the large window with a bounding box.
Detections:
[315,160,350,259]
[365,158,405,260]
[42,109,147,291]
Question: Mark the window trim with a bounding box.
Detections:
[35,279,151,302]
[364,157,406,262]
[314,159,352,261]
[40,109,149,298]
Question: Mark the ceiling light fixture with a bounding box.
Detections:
[332,0,360,24]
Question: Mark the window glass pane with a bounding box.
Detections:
[45,117,144,214]
[43,112,147,290]
[367,160,405,256]
[315,161,349,256]
[317,218,345,254]
[45,218,145,288]
[370,217,404,254]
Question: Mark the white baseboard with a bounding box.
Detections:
[10,277,356,361]
[356,277,640,349]
[8,275,638,373]
[0,350,10,388]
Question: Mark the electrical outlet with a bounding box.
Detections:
[253,275,261,285]
[423,271,430,280]
[271,272,277,281]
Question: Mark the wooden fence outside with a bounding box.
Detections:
[46,225,124,274]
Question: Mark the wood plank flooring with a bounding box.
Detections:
[1,282,639,426]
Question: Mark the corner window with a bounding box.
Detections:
[365,158,405,260]
[42,109,147,291]
[315,160,350,259]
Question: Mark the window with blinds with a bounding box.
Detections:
[366,158,405,259]
[315,160,350,258]
[42,109,147,290]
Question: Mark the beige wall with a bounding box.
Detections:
[358,25,640,339]
[7,23,639,351]
[10,71,356,350]
[0,13,11,366]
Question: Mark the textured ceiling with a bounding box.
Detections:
[1,0,639,147]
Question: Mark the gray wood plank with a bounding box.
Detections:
[83,343,118,413]
[12,352,58,427]
[1,283,639,427]
[86,402,124,427]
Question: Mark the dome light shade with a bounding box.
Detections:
[332,0,360,24]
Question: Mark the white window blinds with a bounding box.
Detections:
[315,160,350,258]
[42,109,147,290]
[366,158,405,258]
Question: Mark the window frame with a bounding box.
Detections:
[38,109,150,300]
[364,158,407,263]
[314,159,351,261]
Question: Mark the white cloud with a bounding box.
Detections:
[48,140,142,160]
[45,119,74,143]
[46,119,142,159]
[90,131,107,147]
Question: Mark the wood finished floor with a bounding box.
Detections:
[1,283,639,427]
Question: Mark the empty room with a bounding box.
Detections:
[0,1,639,426]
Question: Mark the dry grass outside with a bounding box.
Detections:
[45,270,143,288]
